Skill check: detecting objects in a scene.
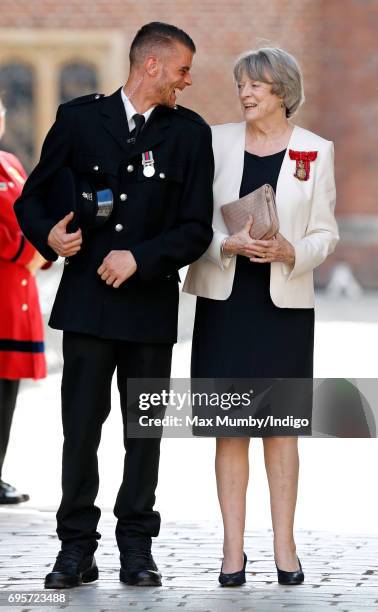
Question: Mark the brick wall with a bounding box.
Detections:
[1,0,377,285]
[0,0,324,127]
[318,0,378,217]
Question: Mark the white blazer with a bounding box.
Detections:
[183,122,339,308]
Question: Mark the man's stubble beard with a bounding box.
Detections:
[155,67,176,108]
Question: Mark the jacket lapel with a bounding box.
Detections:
[100,91,170,158]
[228,122,246,201]
[131,106,170,158]
[275,124,298,208]
[276,125,316,230]
[213,121,246,206]
[100,88,132,154]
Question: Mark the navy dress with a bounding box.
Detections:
[191,149,315,380]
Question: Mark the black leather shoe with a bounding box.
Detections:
[0,480,29,504]
[44,547,98,589]
[218,552,247,587]
[120,550,162,586]
[275,556,304,585]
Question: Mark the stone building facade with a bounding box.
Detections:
[0,0,377,287]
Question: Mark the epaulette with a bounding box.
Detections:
[172,105,207,126]
[64,93,105,107]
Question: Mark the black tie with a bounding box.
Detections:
[131,113,145,142]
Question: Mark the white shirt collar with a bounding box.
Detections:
[121,87,156,132]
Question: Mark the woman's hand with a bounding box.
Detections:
[222,217,295,265]
[248,232,295,265]
[222,216,260,258]
[25,251,48,275]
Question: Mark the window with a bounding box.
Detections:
[0,62,35,172]
[59,62,98,104]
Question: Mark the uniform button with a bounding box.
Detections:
[127,165,134,173]
[95,94,100,99]
[120,193,128,201]
[21,303,28,311]
[64,258,70,266]
[21,279,28,286]
[159,172,166,179]
[93,165,99,171]
[115,224,124,232]
[8,181,15,188]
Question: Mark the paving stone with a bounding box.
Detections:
[0,509,377,611]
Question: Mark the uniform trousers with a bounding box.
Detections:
[56,331,172,554]
[0,379,20,479]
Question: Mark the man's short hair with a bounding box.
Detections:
[129,22,196,67]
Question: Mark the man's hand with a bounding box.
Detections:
[25,251,48,275]
[47,211,82,257]
[97,250,137,288]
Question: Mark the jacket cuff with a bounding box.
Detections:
[32,220,59,262]
[10,236,35,266]
[130,243,160,281]
[285,241,308,280]
[285,238,326,281]
[204,229,233,270]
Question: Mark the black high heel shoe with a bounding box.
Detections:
[218,552,247,587]
[275,556,304,585]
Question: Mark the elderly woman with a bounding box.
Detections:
[184,48,338,586]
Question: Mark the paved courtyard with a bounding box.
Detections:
[0,509,377,612]
[1,275,378,610]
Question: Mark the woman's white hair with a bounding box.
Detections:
[233,47,305,118]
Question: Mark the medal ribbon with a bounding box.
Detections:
[142,150,154,166]
[289,150,318,180]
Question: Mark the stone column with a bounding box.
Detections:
[34,53,59,161]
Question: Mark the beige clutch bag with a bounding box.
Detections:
[221,183,279,240]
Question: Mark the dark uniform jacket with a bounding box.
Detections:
[14,88,214,343]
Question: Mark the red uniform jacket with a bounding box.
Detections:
[0,150,46,379]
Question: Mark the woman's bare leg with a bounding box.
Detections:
[215,437,250,572]
[263,436,300,571]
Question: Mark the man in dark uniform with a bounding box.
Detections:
[15,22,213,588]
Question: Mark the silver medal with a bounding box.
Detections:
[143,165,155,178]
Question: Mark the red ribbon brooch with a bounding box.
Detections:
[289,150,318,181]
